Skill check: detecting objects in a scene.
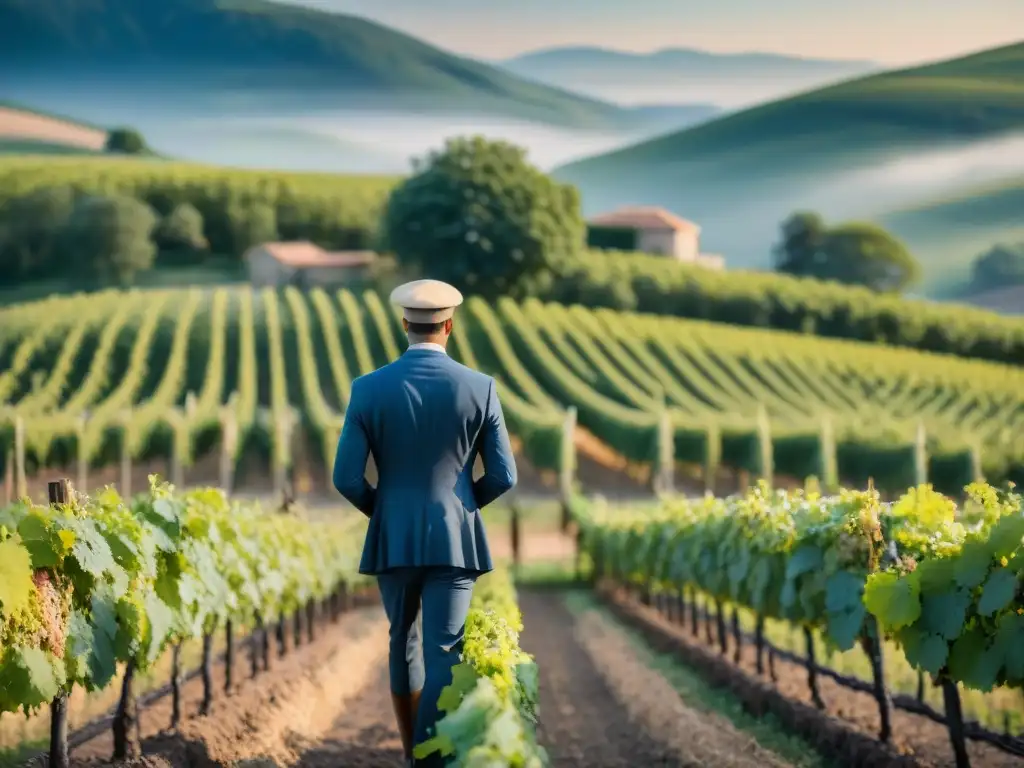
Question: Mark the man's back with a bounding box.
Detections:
[332,347,517,575]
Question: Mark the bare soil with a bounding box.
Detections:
[53,603,392,768]
[518,589,796,767]
[0,107,107,149]
[601,586,1021,768]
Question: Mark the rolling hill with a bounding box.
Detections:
[881,176,1024,296]
[0,0,675,132]
[554,41,1024,295]
[499,46,878,107]
[0,101,108,154]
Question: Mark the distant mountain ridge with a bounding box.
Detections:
[0,0,660,130]
[552,41,1024,295]
[499,45,880,107]
[502,45,876,72]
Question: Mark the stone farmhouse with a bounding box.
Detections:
[244,242,376,288]
[587,206,725,270]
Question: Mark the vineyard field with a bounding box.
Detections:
[574,483,1024,752]
[2,287,1024,497]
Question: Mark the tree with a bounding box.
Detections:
[226,202,278,255]
[63,195,158,286]
[159,205,205,249]
[154,203,208,254]
[970,242,1024,292]
[773,213,920,293]
[382,136,585,299]
[105,127,149,155]
[771,212,827,276]
[0,185,78,282]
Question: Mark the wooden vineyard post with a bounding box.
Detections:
[167,409,184,488]
[220,405,239,495]
[14,415,26,499]
[970,441,984,483]
[120,410,132,498]
[509,497,522,575]
[272,412,291,499]
[559,406,577,533]
[47,479,70,768]
[819,412,838,492]
[703,422,720,496]
[651,389,674,495]
[75,414,88,495]
[756,403,773,488]
[914,421,928,486]
[4,447,12,505]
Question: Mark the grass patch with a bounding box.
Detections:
[563,590,827,768]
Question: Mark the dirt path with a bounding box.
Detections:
[518,590,794,768]
[61,604,391,768]
[294,664,404,768]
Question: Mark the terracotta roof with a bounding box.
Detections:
[248,242,376,269]
[588,207,699,233]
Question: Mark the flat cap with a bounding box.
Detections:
[389,279,464,323]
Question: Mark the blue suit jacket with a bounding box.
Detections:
[332,347,517,575]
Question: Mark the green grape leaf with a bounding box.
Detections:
[0,647,65,712]
[825,570,864,613]
[150,498,179,524]
[785,545,823,580]
[863,571,921,630]
[437,662,482,715]
[0,538,35,617]
[992,612,1024,680]
[948,626,1001,691]
[902,628,949,676]
[513,662,539,710]
[17,513,62,568]
[921,588,972,641]
[143,592,174,666]
[101,529,142,573]
[68,519,119,580]
[977,568,1018,617]
[953,540,993,589]
[986,514,1024,560]
[915,557,957,596]
[64,610,94,684]
[115,598,144,661]
[827,603,866,651]
[87,588,120,689]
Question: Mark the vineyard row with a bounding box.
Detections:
[2,288,1024,495]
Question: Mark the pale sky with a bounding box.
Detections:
[284,0,1024,64]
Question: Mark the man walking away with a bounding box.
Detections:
[332,279,518,767]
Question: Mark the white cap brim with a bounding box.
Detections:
[404,306,455,323]
[390,279,463,324]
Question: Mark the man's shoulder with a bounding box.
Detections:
[445,358,493,388]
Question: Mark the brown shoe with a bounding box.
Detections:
[391,689,422,760]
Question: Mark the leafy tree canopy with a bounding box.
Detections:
[105,127,149,155]
[155,202,208,253]
[63,194,158,286]
[772,212,920,293]
[970,242,1024,293]
[382,136,585,299]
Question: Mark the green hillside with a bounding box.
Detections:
[557,41,1024,173]
[553,42,1024,293]
[881,176,1024,295]
[0,0,640,130]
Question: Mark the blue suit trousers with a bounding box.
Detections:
[377,565,478,758]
